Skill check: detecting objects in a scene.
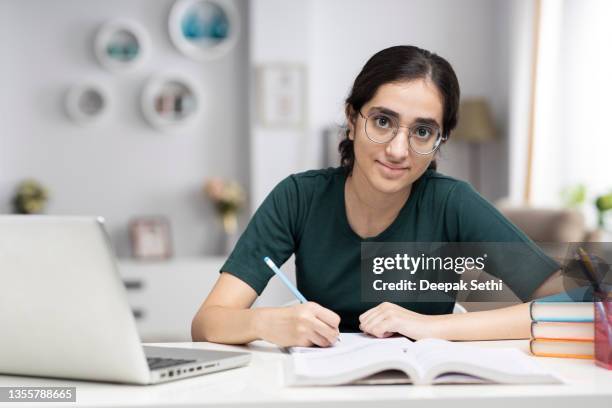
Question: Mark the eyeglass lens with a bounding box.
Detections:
[365,112,441,154]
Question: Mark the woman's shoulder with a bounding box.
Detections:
[267,167,344,206]
[280,166,344,192]
[419,170,497,218]
[419,169,473,197]
[290,166,345,182]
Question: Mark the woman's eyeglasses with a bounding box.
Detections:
[359,110,446,155]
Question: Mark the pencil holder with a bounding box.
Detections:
[595,290,612,369]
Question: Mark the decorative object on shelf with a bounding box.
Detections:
[141,73,200,130]
[257,64,306,128]
[11,179,49,214]
[560,184,587,209]
[129,216,173,260]
[204,178,245,254]
[95,19,150,72]
[65,82,111,125]
[168,0,240,61]
[453,98,496,192]
[596,192,612,229]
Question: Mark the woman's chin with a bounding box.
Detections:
[370,174,411,195]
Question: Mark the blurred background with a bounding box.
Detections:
[2,0,611,340]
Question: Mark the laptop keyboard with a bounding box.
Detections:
[147,357,196,370]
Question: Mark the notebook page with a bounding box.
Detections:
[289,333,412,354]
[290,341,421,382]
[412,339,553,379]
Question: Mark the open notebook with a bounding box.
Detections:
[286,333,561,386]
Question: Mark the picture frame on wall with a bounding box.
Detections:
[141,72,201,130]
[168,0,240,61]
[256,64,306,128]
[129,216,173,260]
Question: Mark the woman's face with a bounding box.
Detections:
[348,79,444,195]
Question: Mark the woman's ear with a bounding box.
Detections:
[442,130,450,143]
[345,104,356,141]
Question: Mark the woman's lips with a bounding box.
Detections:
[376,160,409,178]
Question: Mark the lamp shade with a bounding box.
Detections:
[453,99,496,143]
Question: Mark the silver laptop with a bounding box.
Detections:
[0,215,251,384]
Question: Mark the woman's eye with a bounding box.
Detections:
[414,126,433,139]
[374,116,391,128]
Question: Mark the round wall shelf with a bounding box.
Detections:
[65,83,111,125]
[141,74,200,130]
[168,0,240,61]
[95,19,150,72]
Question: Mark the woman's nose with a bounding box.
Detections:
[385,127,410,161]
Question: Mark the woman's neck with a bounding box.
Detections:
[345,166,411,238]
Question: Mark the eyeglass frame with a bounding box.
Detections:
[358,110,448,155]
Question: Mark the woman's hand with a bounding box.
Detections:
[359,302,439,339]
[255,302,341,347]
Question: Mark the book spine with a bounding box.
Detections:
[529,339,594,359]
[532,317,594,323]
[531,351,593,359]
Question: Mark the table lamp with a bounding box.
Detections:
[453,99,497,192]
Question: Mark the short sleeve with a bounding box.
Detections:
[219,176,300,295]
[445,181,560,301]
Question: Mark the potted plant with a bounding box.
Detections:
[204,178,245,254]
[595,192,612,230]
[12,179,49,214]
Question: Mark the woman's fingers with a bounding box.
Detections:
[362,313,398,338]
[359,302,392,324]
[369,318,396,338]
[360,311,386,334]
[359,305,379,323]
[311,317,340,345]
[308,328,333,347]
[313,303,341,330]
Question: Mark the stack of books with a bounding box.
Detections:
[530,287,594,359]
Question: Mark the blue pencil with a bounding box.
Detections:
[263,257,307,303]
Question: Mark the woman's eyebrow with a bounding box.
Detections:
[369,106,441,128]
[369,106,400,118]
[413,117,441,128]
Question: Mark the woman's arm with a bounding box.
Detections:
[359,270,565,341]
[192,272,341,346]
[191,272,260,344]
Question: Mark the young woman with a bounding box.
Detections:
[192,45,562,347]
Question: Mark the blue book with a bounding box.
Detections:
[530,287,594,322]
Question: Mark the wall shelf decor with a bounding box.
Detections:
[256,64,306,128]
[168,0,240,61]
[65,82,111,125]
[95,19,150,72]
[141,73,200,130]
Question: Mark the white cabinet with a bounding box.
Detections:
[119,257,224,342]
[118,256,296,342]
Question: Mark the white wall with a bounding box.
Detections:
[249,0,515,209]
[530,0,612,226]
[1,0,250,257]
[507,0,537,205]
[560,0,612,210]
[249,0,312,210]
[309,0,512,202]
[0,0,16,215]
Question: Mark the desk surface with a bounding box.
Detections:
[1,340,611,408]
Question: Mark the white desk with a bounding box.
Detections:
[1,340,611,408]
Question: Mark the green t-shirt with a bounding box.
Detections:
[220,167,559,331]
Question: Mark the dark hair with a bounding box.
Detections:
[339,45,460,173]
